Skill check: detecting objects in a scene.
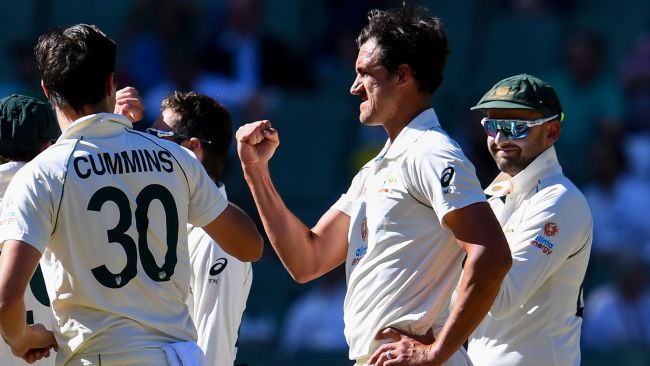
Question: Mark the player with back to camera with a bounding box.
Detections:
[0,87,144,366]
[0,23,262,366]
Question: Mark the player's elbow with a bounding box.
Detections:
[239,233,264,262]
[283,261,321,284]
[291,271,319,284]
[494,248,513,278]
[250,235,264,262]
[484,236,513,279]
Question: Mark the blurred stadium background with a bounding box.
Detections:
[1,0,649,365]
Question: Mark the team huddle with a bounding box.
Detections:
[0,4,592,366]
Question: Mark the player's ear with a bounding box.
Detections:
[396,64,412,85]
[545,120,561,144]
[188,137,204,160]
[105,72,116,97]
[41,80,49,98]
[188,137,201,150]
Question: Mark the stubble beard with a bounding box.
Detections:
[493,152,536,177]
[491,144,525,176]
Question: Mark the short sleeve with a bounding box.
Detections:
[332,166,370,216]
[185,154,228,227]
[404,134,486,225]
[0,165,55,253]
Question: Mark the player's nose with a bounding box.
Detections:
[350,75,363,95]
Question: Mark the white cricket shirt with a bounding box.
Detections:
[0,113,227,365]
[0,161,55,366]
[333,109,486,362]
[186,184,252,366]
[467,146,593,366]
[0,161,24,205]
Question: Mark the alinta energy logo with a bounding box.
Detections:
[351,244,367,267]
[530,235,554,255]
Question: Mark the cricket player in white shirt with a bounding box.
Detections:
[151,91,252,366]
[0,94,60,366]
[236,5,512,366]
[467,74,593,366]
[0,24,262,366]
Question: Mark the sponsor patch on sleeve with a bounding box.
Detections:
[543,221,558,237]
[530,235,555,255]
[440,166,455,195]
[0,198,17,226]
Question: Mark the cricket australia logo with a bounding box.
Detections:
[543,222,558,237]
[361,217,368,242]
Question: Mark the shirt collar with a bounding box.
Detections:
[58,113,133,141]
[484,146,563,197]
[379,108,441,160]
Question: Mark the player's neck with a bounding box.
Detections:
[54,101,112,131]
[383,97,431,142]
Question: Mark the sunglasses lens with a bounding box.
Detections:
[510,122,529,138]
[483,120,529,139]
[483,120,498,137]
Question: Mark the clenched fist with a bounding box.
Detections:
[236,120,280,167]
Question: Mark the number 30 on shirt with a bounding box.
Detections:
[87,184,178,288]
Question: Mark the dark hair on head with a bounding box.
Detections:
[161,91,232,181]
[34,24,116,113]
[356,4,449,94]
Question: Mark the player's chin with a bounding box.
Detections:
[495,158,526,176]
[359,115,382,126]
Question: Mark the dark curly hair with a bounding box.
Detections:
[357,5,449,94]
[34,24,116,113]
[161,91,232,181]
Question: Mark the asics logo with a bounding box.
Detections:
[209,258,228,276]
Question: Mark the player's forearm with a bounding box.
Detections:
[427,251,510,363]
[0,242,42,353]
[204,202,264,262]
[243,164,323,282]
[0,296,29,351]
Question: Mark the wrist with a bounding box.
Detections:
[242,162,269,179]
[3,324,29,351]
[424,344,443,366]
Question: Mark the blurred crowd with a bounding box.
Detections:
[1,0,650,364]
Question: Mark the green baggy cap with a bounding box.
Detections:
[0,94,59,156]
[471,74,563,120]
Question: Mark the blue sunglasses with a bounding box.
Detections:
[481,114,559,139]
